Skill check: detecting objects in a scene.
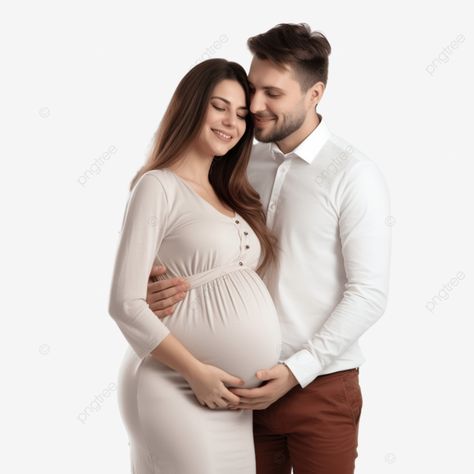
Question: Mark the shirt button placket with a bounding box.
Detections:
[267,160,290,228]
[241,224,251,267]
[234,215,245,267]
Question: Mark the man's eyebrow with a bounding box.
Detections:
[248,84,284,92]
[210,96,248,110]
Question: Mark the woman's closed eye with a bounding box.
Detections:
[212,103,247,120]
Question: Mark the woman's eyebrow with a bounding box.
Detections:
[210,96,248,110]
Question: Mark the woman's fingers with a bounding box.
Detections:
[220,372,245,388]
[222,389,241,405]
[206,400,217,410]
[214,398,229,409]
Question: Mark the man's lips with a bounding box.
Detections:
[254,116,276,125]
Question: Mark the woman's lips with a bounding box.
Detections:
[211,129,233,141]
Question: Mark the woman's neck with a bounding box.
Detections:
[169,149,214,187]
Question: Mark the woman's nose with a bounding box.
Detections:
[222,111,236,127]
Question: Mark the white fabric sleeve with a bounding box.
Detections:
[108,172,171,359]
[284,160,392,388]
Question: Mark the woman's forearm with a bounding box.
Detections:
[150,334,202,380]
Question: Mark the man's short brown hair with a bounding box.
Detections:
[247,23,331,90]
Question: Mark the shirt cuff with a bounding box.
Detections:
[281,349,323,388]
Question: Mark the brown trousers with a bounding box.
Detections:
[253,368,362,474]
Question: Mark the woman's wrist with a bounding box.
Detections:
[181,358,203,382]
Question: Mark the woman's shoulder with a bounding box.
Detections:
[138,168,177,192]
[135,168,180,207]
[142,168,173,183]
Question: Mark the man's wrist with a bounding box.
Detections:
[281,349,323,389]
[279,361,299,388]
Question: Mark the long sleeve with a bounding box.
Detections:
[284,160,392,388]
[108,172,171,359]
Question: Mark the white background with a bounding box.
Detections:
[1,0,473,472]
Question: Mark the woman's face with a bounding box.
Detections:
[195,79,249,158]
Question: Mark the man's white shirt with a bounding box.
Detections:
[247,117,391,388]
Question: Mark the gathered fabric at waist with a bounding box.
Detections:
[153,262,253,290]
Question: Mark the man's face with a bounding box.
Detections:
[248,57,311,143]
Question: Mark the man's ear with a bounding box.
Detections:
[310,81,325,107]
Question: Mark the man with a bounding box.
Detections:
[146,23,391,474]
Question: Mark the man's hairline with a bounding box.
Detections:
[248,54,314,93]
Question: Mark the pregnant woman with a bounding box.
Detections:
[107,58,282,473]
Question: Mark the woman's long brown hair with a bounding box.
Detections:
[130,58,277,275]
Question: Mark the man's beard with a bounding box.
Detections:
[255,111,306,143]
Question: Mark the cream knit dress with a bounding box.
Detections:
[108,169,282,473]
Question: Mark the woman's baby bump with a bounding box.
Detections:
[162,270,282,388]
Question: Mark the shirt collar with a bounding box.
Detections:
[269,115,331,164]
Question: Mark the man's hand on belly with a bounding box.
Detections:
[227,363,299,410]
[146,265,189,318]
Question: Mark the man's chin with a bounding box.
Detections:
[255,130,273,143]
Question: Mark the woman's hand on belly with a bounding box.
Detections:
[185,362,245,410]
[227,363,299,410]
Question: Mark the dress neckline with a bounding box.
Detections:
[164,169,238,220]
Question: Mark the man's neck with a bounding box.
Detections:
[275,113,320,154]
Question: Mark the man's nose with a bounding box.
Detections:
[250,92,265,115]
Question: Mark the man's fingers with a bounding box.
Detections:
[229,387,266,398]
[149,278,189,294]
[147,279,189,312]
[146,274,189,318]
[236,397,266,404]
[231,404,261,410]
[150,292,186,311]
[148,265,167,279]
[148,285,188,304]
[151,306,175,319]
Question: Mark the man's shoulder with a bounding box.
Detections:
[327,134,381,172]
[314,133,386,192]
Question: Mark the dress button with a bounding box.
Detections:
[244,231,248,236]
[239,261,243,266]
[235,220,240,224]
[245,245,250,249]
